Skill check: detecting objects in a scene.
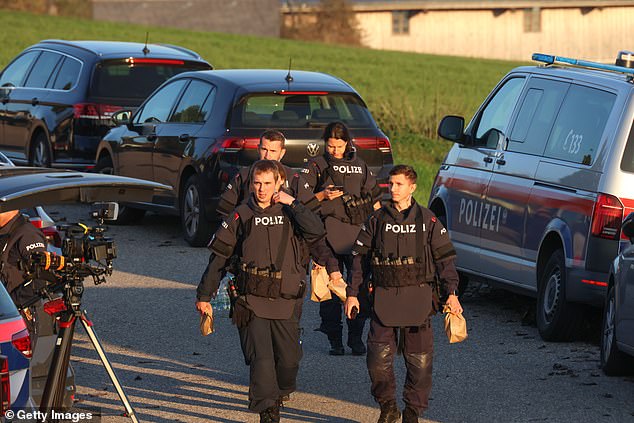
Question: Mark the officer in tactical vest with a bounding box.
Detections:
[296,121,382,356]
[217,130,298,217]
[344,165,463,423]
[196,160,325,423]
[0,209,48,333]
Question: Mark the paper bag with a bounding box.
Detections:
[327,277,347,302]
[200,311,214,336]
[310,266,332,302]
[443,305,467,343]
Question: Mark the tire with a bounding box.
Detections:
[94,156,146,225]
[29,132,51,167]
[600,285,631,375]
[536,249,581,341]
[457,271,469,297]
[181,174,214,247]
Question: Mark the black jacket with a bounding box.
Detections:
[0,213,47,307]
[197,195,325,319]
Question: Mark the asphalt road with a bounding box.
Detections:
[43,205,634,423]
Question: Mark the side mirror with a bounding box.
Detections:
[0,85,12,101]
[622,212,634,242]
[438,115,465,143]
[112,110,132,126]
[91,202,119,221]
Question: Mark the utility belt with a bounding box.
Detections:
[235,263,305,300]
[341,193,374,225]
[370,255,432,288]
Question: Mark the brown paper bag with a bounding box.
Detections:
[327,277,347,302]
[443,305,467,343]
[310,266,332,302]
[200,311,214,336]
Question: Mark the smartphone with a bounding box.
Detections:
[331,185,344,191]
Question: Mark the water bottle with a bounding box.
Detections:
[212,274,232,313]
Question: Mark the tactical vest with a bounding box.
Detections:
[0,215,37,293]
[370,205,436,288]
[232,203,305,300]
[310,155,375,225]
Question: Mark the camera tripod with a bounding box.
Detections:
[36,275,140,423]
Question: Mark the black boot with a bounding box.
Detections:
[377,400,400,423]
[259,403,280,423]
[347,334,367,355]
[329,337,345,356]
[402,406,419,423]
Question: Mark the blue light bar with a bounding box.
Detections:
[532,52,634,75]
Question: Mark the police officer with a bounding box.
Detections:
[217,129,298,217]
[344,165,463,423]
[196,160,325,423]
[296,121,381,356]
[0,209,47,333]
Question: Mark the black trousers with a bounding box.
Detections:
[366,314,433,414]
[318,253,370,343]
[238,304,303,413]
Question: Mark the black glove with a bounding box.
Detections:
[231,297,253,329]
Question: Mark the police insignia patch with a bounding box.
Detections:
[233,212,240,221]
[431,216,437,223]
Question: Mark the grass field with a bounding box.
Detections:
[0,10,524,201]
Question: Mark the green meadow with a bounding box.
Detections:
[0,10,524,201]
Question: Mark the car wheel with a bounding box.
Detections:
[29,132,51,167]
[94,156,146,225]
[181,174,213,247]
[536,249,581,341]
[600,285,631,375]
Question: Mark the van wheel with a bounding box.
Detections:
[536,249,581,341]
[94,156,146,224]
[181,174,213,247]
[29,133,51,167]
[600,285,632,375]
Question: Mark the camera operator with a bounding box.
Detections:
[0,209,48,334]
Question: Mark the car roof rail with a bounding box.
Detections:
[532,52,634,80]
[39,39,98,55]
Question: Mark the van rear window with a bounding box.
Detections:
[543,85,615,165]
[231,93,375,129]
[620,122,634,172]
[90,60,210,101]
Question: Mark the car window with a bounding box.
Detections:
[24,51,63,88]
[91,59,210,101]
[134,79,187,124]
[51,56,82,91]
[232,93,375,129]
[508,78,569,155]
[620,123,634,173]
[0,284,20,319]
[169,80,215,123]
[474,77,525,147]
[544,85,616,165]
[0,50,40,87]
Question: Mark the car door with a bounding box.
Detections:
[482,77,569,285]
[153,79,216,207]
[0,50,40,161]
[448,76,526,274]
[117,79,187,182]
[4,51,62,163]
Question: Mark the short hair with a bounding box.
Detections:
[322,121,354,157]
[250,159,281,182]
[273,161,287,183]
[389,164,417,184]
[260,130,286,148]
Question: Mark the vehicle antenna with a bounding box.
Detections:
[143,32,150,55]
[285,57,293,83]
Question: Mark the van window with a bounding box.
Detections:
[619,123,634,173]
[51,56,82,90]
[0,50,39,87]
[544,85,615,165]
[24,51,63,88]
[508,78,568,155]
[474,77,525,147]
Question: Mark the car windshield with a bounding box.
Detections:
[0,284,20,319]
[90,59,210,101]
[231,93,376,129]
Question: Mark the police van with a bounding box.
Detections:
[428,51,634,341]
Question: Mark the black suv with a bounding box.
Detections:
[0,40,211,169]
[96,69,393,246]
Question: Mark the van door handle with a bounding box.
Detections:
[179,134,190,142]
[483,157,493,163]
[31,97,39,106]
[496,159,506,165]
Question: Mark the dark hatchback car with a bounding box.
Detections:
[96,69,393,246]
[0,39,211,169]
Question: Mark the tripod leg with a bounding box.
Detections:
[80,311,140,423]
[40,311,75,412]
